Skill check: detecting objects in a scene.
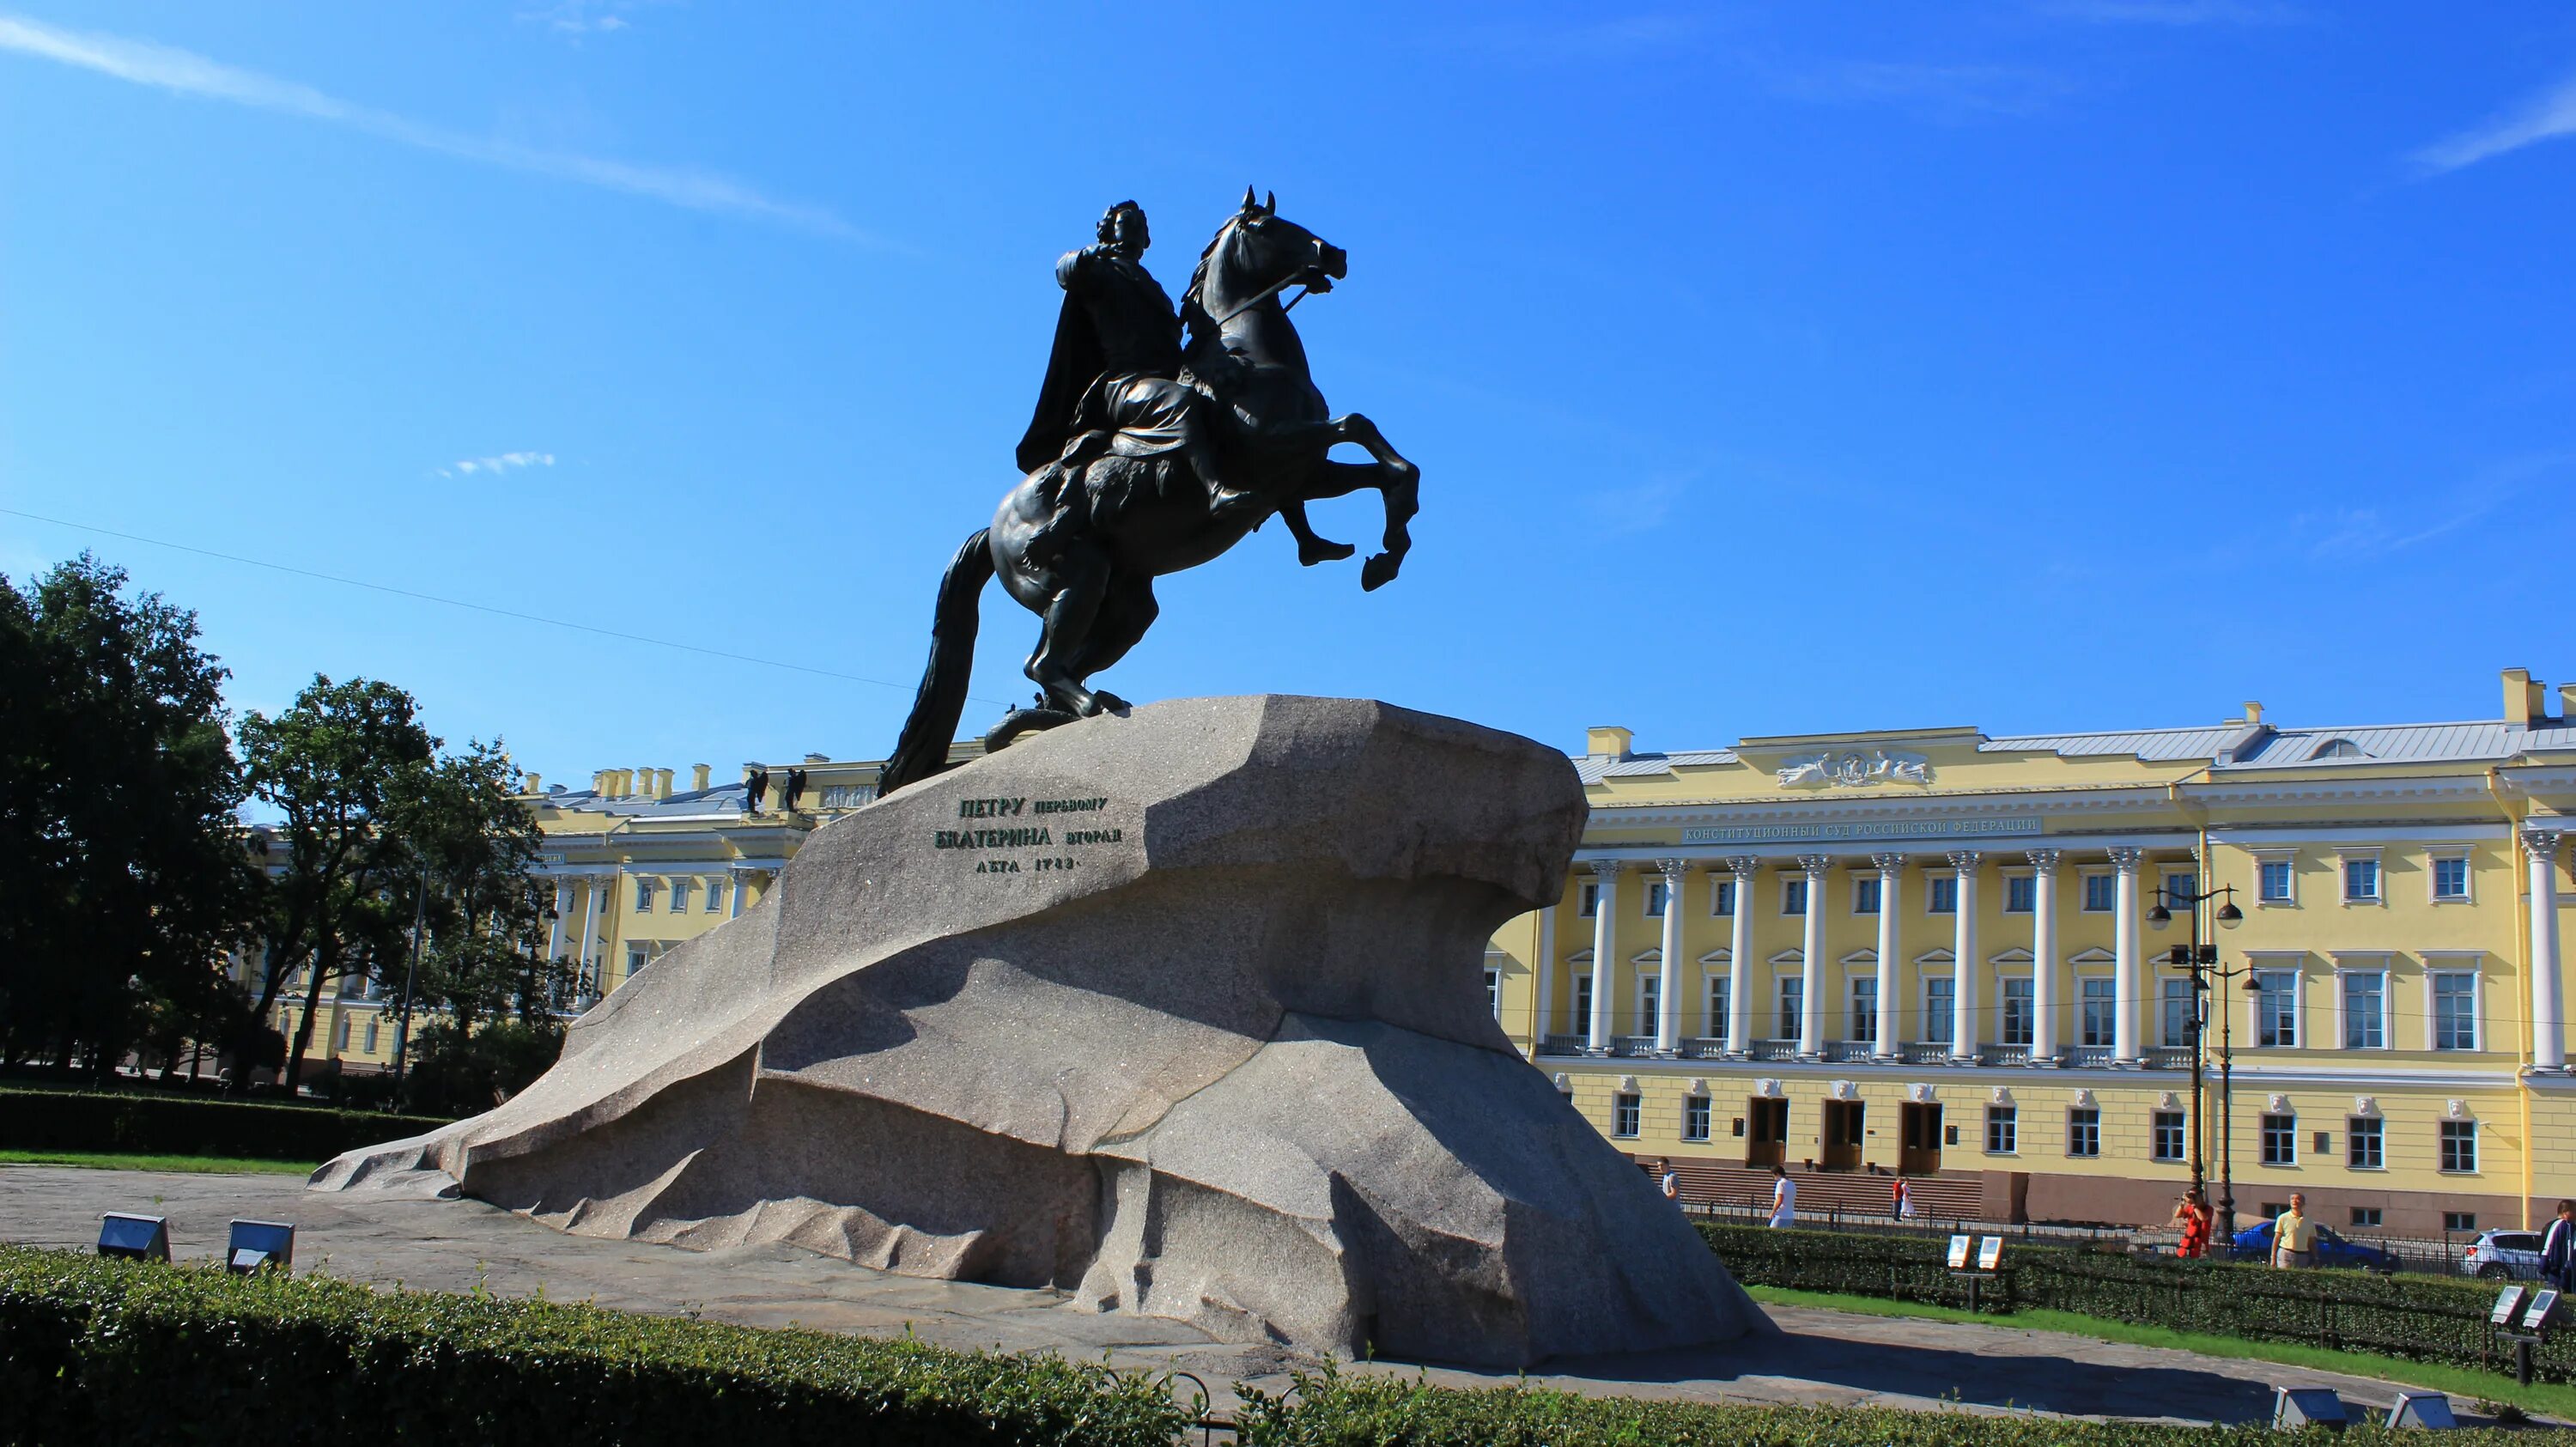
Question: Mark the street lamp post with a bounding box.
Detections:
[2148,879,2253,1241]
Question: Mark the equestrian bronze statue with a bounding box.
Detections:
[878,190,1420,793]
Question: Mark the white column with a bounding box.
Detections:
[1726,856,1759,1056]
[1949,850,1982,1060]
[576,877,604,998]
[2028,848,2062,1063]
[2529,829,2567,1071]
[1656,859,1688,1054]
[1872,853,1904,1059]
[1588,860,1621,1052]
[2110,847,2145,1065]
[546,881,570,963]
[1534,905,1558,1046]
[1797,854,1831,1057]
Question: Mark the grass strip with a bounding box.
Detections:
[0,1149,314,1175]
[1747,1284,2576,1420]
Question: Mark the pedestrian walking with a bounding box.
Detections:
[1891,1176,1911,1221]
[2272,1192,2315,1268]
[1659,1163,1680,1202]
[1767,1165,1797,1228]
[2172,1188,2214,1260]
[2542,1198,2575,1292]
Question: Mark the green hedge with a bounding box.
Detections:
[0,1087,449,1164]
[1234,1362,2521,1445]
[1702,1221,2575,1383]
[0,1245,1188,1446]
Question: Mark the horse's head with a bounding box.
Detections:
[1188,187,1347,327]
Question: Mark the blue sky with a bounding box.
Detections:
[4,2,2573,782]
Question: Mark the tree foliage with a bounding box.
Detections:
[0,556,258,1074]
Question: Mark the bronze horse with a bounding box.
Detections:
[879,193,1419,793]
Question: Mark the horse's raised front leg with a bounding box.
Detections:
[1323,413,1419,591]
[1278,501,1356,566]
[1022,540,1122,716]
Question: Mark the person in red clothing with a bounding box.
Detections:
[2172,1187,2215,1259]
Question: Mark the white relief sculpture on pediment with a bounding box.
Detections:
[1775,748,1935,790]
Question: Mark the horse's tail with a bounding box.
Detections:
[879,528,994,796]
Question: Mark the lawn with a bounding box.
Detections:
[1747,1283,2576,1420]
[0,1149,314,1176]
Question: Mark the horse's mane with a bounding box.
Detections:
[1179,216,1240,341]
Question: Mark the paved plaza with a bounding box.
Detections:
[0,1165,2534,1426]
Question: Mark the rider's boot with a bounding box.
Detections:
[1194,440,1266,520]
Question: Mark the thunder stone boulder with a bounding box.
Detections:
[313,696,1767,1365]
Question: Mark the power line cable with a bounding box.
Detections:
[0,505,1005,705]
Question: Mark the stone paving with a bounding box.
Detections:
[0,1165,2537,1426]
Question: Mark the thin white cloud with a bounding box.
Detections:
[1771,61,2077,119]
[2299,452,2575,561]
[518,2,650,38]
[2038,0,2305,24]
[2410,66,2576,175]
[0,13,860,239]
[437,451,557,479]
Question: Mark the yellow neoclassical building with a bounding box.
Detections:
[1490,669,2576,1237]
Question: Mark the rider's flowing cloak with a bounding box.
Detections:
[1016,289,1104,474]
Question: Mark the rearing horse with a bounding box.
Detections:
[879,192,1420,793]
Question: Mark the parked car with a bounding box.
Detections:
[2227,1220,2397,1271]
[2458,1229,2547,1280]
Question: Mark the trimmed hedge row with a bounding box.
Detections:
[1233,1364,2522,1446]
[1703,1221,2576,1383]
[0,1087,449,1164]
[2,1247,2525,1447]
[0,1245,1188,1446]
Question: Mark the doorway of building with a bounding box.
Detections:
[1899,1102,1943,1175]
[1746,1097,1789,1169]
[1821,1099,1864,1170]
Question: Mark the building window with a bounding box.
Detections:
[1999,977,2033,1046]
[2431,855,2470,902]
[2341,971,2385,1049]
[1853,876,1881,915]
[2432,972,2477,1050]
[1644,880,1668,918]
[1851,977,1878,1042]
[363,1018,380,1054]
[1707,977,1729,1041]
[1577,881,1600,917]
[1684,1096,1711,1141]
[1783,878,1808,916]
[633,879,657,912]
[2004,875,2035,914]
[1573,972,1593,1026]
[1924,977,1954,1045]
[2080,977,2115,1047]
[2260,1113,2296,1166]
[2069,1108,2101,1158]
[335,1016,350,1050]
[2439,1120,2477,1174]
[1986,1105,2018,1154]
[2350,1207,2382,1228]
[1484,968,1502,1021]
[1639,973,1662,1035]
[2151,1110,2185,1162]
[2160,872,2197,913]
[2348,1116,2384,1169]
[626,945,650,982]
[1927,876,1958,914]
[2255,970,2297,1048]
[670,879,693,913]
[2081,873,2115,912]
[1711,878,1735,916]
[2445,1212,2477,1233]
[1613,1092,1641,1138]
[2342,857,2380,903]
[707,879,726,913]
[2258,859,2294,903]
[1777,977,1803,1038]
[2162,977,2195,1046]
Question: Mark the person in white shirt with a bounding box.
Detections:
[2543,1198,2575,1292]
[1768,1166,1797,1228]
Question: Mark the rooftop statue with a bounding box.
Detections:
[880,190,1419,793]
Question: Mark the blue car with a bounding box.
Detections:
[2227,1219,2397,1271]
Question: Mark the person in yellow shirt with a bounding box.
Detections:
[2273,1192,2317,1268]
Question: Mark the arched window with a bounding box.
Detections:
[2308,738,2363,760]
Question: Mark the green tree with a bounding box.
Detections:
[240,676,438,1091]
[0,556,257,1075]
